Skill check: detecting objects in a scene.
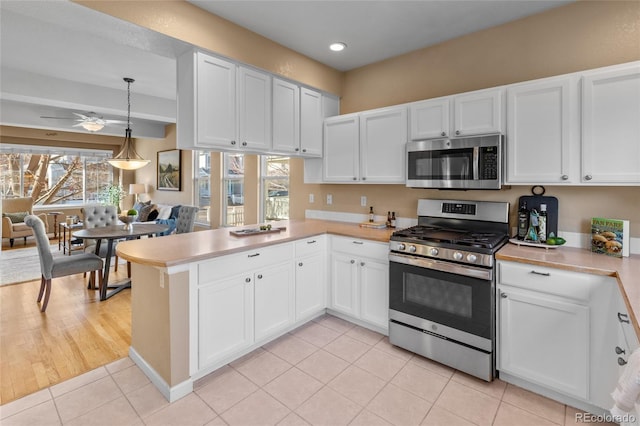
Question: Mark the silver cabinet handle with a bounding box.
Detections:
[248,253,260,258]
[350,259,355,264]
[618,312,630,324]
[500,292,508,298]
[441,132,446,137]
[257,274,263,279]
[455,130,461,135]
[295,147,300,151]
[615,346,626,355]
[584,175,592,181]
[242,141,248,146]
[352,241,364,245]
[618,357,628,366]
[362,177,366,181]
[306,240,316,244]
[245,277,251,283]
[302,149,307,153]
[561,175,569,180]
[530,270,550,276]
[298,262,303,267]
[231,140,237,145]
[360,261,365,266]
[353,177,357,181]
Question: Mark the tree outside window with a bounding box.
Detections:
[261,156,289,221]
[223,153,245,226]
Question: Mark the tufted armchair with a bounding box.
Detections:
[2,197,49,247]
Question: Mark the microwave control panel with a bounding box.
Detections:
[479,147,499,180]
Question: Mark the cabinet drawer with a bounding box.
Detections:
[198,243,293,284]
[295,235,326,258]
[498,261,598,302]
[331,235,388,260]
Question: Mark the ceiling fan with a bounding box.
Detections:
[40,111,126,132]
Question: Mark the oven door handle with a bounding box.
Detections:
[389,253,493,281]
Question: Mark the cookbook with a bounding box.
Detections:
[591,217,630,258]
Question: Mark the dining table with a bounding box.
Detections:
[72,223,169,300]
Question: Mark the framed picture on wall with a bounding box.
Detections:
[157,149,182,191]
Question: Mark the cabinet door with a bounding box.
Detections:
[238,66,272,151]
[254,262,294,341]
[272,78,300,154]
[453,89,503,137]
[506,77,577,184]
[323,114,360,182]
[359,257,389,331]
[300,87,323,157]
[199,275,253,368]
[196,53,237,148]
[409,97,450,140]
[295,253,326,320]
[330,252,359,317]
[582,64,640,184]
[360,106,407,183]
[498,286,589,399]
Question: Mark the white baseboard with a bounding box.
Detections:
[129,347,192,403]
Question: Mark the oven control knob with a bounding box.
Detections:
[467,254,478,263]
[453,252,463,261]
[429,248,439,256]
[408,245,417,253]
[397,243,406,251]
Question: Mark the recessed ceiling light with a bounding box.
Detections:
[329,42,347,52]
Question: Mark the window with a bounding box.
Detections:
[261,156,289,222]
[223,153,245,226]
[194,151,211,224]
[0,144,113,205]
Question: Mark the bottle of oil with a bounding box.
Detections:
[390,212,397,228]
[538,204,547,243]
[386,211,392,228]
[517,201,529,240]
[369,206,374,222]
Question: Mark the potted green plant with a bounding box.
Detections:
[100,185,126,213]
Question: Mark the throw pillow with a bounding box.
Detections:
[138,204,157,222]
[133,200,151,214]
[156,205,173,220]
[170,205,182,220]
[3,211,29,223]
[147,209,159,221]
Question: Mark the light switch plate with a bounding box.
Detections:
[309,193,314,203]
[326,194,333,205]
[361,196,367,207]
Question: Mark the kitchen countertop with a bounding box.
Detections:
[497,243,640,339]
[116,219,639,340]
[116,218,394,268]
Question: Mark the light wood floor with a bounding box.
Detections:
[0,240,131,405]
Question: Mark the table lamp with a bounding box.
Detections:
[129,183,147,203]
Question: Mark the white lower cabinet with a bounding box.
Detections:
[198,274,254,369]
[254,262,294,341]
[295,236,326,321]
[497,259,638,418]
[329,236,389,332]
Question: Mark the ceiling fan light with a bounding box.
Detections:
[81,121,105,132]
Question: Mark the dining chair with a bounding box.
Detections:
[81,205,122,271]
[25,215,104,312]
[175,205,199,234]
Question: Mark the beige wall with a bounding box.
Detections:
[78,1,640,238]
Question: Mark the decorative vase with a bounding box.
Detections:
[119,215,137,231]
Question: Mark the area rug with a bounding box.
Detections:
[0,244,60,286]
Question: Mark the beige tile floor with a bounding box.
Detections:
[0,314,615,426]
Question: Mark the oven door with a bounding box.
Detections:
[388,253,494,347]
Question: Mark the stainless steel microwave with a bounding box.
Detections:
[406,134,504,190]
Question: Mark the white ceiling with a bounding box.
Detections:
[0,0,573,139]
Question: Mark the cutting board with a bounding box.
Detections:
[518,193,559,238]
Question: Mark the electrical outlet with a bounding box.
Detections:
[309,193,315,203]
[326,194,333,205]
[360,196,367,207]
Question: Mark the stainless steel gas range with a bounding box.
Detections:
[388,199,510,381]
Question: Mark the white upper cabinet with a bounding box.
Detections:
[323,106,407,183]
[506,76,578,184]
[359,106,407,183]
[323,114,360,182]
[581,63,640,184]
[299,87,324,157]
[453,89,503,137]
[409,97,450,140]
[272,78,300,155]
[237,66,272,151]
[409,88,503,140]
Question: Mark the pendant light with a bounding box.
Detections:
[107,77,150,170]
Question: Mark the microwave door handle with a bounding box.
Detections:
[473,147,479,180]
